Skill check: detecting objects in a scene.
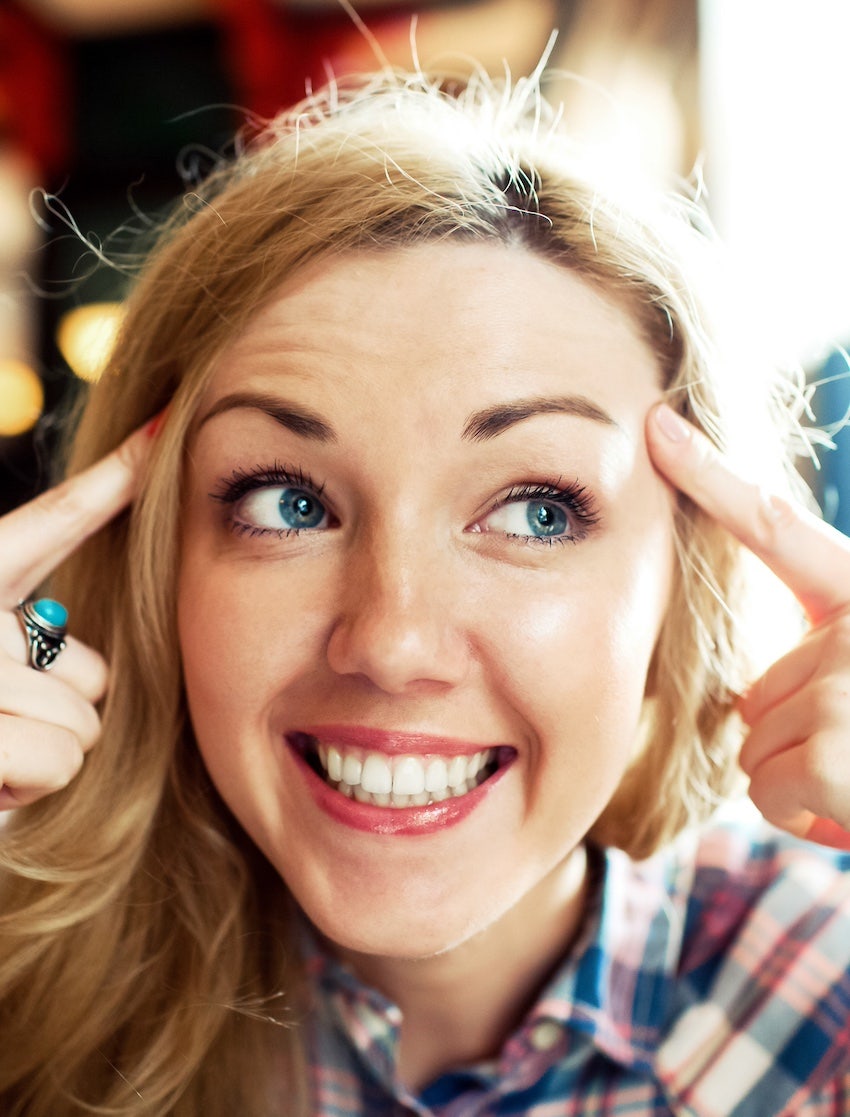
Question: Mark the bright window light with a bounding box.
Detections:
[699,0,850,365]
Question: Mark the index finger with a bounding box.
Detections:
[0,419,156,608]
[646,403,850,624]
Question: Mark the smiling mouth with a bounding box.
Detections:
[287,732,512,809]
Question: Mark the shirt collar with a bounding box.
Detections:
[543,838,694,1072]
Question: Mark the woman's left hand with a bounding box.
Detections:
[646,402,850,851]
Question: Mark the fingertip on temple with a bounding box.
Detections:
[645,403,707,490]
[650,402,691,445]
[759,491,797,529]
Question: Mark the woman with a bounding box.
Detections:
[2,68,850,1115]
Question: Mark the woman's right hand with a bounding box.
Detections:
[0,422,153,809]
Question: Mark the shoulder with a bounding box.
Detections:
[655,801,850,1114]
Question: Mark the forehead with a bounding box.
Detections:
[200,241,661,427]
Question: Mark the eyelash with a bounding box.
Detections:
[210,463,330,539]
[209,465,600,546]
[495,481,600,547]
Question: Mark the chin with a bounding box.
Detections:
[299,884,497,962]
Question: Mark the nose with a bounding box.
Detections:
[326,530,471,694]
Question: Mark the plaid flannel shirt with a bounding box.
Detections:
[303,804,850,1116]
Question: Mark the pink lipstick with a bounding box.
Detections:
[285,725,515,836]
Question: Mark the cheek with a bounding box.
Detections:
[177,562,251,792]
[599,465,676,677]
[176,539,331,770]
[481,515,674,753]
[178,553,252,729]
[176,549,331,844]
[609,518,676,671]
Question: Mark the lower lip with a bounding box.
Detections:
[287,745,512,836]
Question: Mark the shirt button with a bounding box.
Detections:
[529,1020,562,1052]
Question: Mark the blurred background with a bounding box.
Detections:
[0,0,848,524]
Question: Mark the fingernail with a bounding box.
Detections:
[760,490,792,525]
[805,816,850,850]
[653,403,690,443]
[144,407,169,440]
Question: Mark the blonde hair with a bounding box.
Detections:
[0,67,799,1113]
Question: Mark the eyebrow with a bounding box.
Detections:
[462,394,620,441]
[197,391,338,443]
[197,389,619,445]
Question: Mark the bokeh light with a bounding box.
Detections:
[56,302,125,383]
[0,358,45,437]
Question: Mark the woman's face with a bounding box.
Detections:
[178,242,674,958]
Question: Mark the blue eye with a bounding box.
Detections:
[524,500,569,537]
[477,482,599,545]
[277,488,327,529]
[484,498,571,540]
[211,465,333,537]
[236,485,331,533]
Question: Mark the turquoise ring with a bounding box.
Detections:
[16,598,68,671]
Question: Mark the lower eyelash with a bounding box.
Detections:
[227,521,305,541]
[505,532,577,548]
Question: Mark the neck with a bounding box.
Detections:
[335,844,589,1092]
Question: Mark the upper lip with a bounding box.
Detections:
[291,723,505,757]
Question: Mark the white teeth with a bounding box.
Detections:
[424,757,448,793]
[342,754,363,786]
[310,739,497,809]
[392,756,426,796]
[360,754,393,795]
[447,756,468,789]
[327,746,343,783]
